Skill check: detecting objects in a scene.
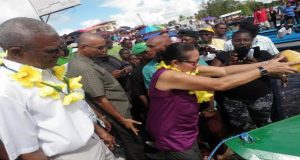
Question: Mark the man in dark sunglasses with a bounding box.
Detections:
[198,28,225,65]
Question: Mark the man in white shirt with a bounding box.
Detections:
[224,18,279,55]
[0,17,114,160]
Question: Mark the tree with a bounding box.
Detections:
[195,0,248,18]
[168,20,176,26]
[179,15,186,22]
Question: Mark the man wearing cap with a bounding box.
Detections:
[130,42,150,135]
[199,28,225,51]
[198,28,225,64]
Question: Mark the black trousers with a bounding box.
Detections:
[162,142,202,160]
[109,116,146,160]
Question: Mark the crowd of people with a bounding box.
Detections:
[0,1,300,160]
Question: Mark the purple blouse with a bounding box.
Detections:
[146,69,199,152]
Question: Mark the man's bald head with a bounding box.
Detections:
[147,35,171,48]
[77,33,107,57]
[146,35,171,60]
[78,32,104,46]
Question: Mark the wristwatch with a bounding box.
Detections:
[258,66,268,76]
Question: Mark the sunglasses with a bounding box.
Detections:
[200,33,211,36]
[84,45,107,50]
[43,44,67,55]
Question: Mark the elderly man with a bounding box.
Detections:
[0,17,114,160]
[67,33,145,160]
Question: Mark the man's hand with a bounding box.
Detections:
[99,131,116,150]
[101,116,112,132]
[121,118,142,136]
[20,149,48,160]
[94,124,116,150]
[111,69,125,78]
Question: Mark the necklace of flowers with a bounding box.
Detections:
[0,57,83,105]
[156,61,213,103]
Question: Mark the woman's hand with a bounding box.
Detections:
[263,55,300,75]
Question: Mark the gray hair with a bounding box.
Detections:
[0,17,58,50]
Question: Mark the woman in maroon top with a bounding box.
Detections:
[146,43,299,160]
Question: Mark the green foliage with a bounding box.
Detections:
[195,0,280,19]
[179,15,186,22]
[168,20,176,26]
[205,0,242,17]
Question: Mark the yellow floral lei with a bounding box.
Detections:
[156,61,213,103]
[0,53,84,105]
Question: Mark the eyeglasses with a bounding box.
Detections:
[43,44,67,55]
[218,27,227,30]
[182,59,199,66]
[85,45,107,50]
[200,33,211,36]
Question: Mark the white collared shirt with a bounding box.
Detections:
[224,35,279,55]
[0,59,94,159]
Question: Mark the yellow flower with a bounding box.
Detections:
[52,65,66,81]
[156,61,181,72]
[189,91,213,103]
[11,65,42,88]
[39,86,60,99]
[69,76,83,90]
[63,92,84,105]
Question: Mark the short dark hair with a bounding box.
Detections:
[119,48,131,55]
[239,17,260,37]
[214,22,227,29]
[161,42,196,65]
[178,30,199,40]
[232,30,253,40]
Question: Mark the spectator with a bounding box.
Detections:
[121,38,133,50]
[199,28,225,64]
[188,20,197,31]
[269,7,278,28]
[142,35,172,89]
[295,1,300,24]
[283,2,297,24]
[253,5,271,29]
[213,23,228,40]
[118,48,132,64]
[130,42,150,138]
[129,54,141,68]
[93,45,133,94]
[67,33,146,160]
[224,17,279,55]
[278,19,294,38]
[212,30,275,133]
[199,28,225,51]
